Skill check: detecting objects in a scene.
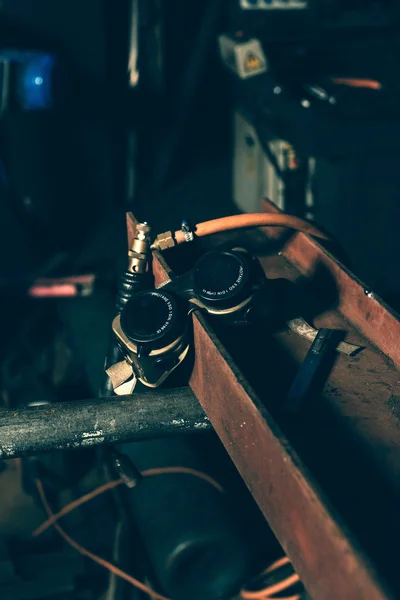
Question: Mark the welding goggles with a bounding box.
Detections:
[106,247,275,392]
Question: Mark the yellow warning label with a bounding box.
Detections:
[245,52,261,72]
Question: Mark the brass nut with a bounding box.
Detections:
[136,222,151,240]
[154,231,175,251]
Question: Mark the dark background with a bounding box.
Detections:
[0,2,399,598]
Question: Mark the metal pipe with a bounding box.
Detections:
[0,388,210,459]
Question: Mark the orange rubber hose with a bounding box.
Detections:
[174,213,328,245]
[141,466,224,493]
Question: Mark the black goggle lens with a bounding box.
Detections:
[193,251,248,304]
[121,290,177,344]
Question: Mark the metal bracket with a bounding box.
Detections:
[106,360,137,396]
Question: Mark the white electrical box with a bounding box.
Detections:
[233,112,287,212]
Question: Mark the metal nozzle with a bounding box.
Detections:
[151,230,176,252]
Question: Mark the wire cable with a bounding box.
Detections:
[242,595,300,600]
[241,573,300,599]
[35,479,303,600]
[262,556,291,574]
[241,555,301,600]
[35,479,171,600]
[241,596,300,600]
[33,466,224,537]
[33,478,124,537]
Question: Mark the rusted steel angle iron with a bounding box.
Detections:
[259,198,400,369]
[127,213,393,600]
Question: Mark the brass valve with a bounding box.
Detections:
[128,222,152,274]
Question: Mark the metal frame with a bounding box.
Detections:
[141,202,399,600]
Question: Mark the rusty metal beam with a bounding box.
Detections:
[259,198,400,369]
[128,212,396,600]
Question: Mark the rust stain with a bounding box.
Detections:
[127,208,397,600]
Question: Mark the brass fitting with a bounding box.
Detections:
[151,230,176,252]
[127,222,152,274]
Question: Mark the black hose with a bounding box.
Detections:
[100,268,153,397]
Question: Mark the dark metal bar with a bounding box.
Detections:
[284,328,342,413]
[0,388,210,459]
